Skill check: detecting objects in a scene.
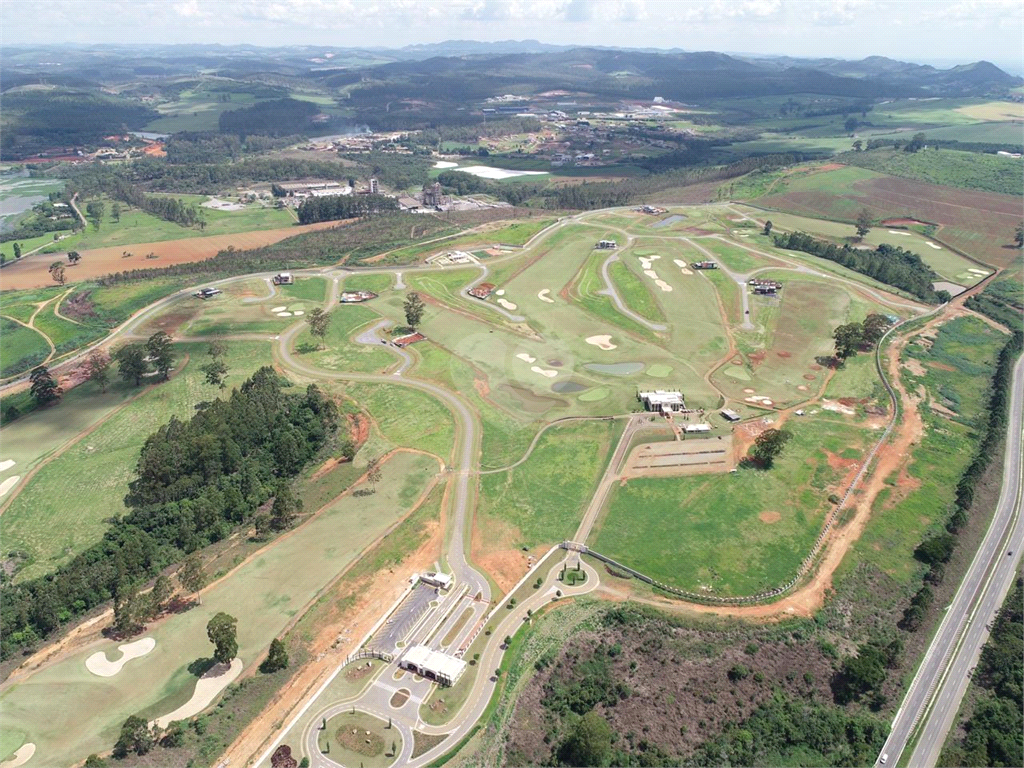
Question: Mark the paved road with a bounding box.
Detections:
[879,354,1024,768]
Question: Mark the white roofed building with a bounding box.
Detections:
[638,390,685,413]
[400,645,467,686]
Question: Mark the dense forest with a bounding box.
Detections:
[165,132,303,164]
[0,368,339,660]
[296,194,399,224]
[218,97,321,137]
[772,231,940,302]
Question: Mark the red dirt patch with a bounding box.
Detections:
[776,351,792,358]
[802,373,816,380]
[759,511,782,524]
[731,358,743,365]
[748,351,767,366]
[927,361,957,372]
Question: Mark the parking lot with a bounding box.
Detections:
[367,582,438,654]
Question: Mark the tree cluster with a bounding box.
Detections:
[774,230,939,302]
[832,313,892,361]
[218,97,320,137]
[746,427,792,469]
[0,368,338,660]
[296,193,399,225]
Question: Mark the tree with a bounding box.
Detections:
[111,202,122,223]
[201,359,229,388]
[861,314,890,345]
[207,340,228,360]
[113,579,145,636]
[29,366,62,406]
[904,132,926,153]
[305,307,331,349]
[178,554,207,605]
[67,251,81,265]
[270,482,302,530]
[260,638,289,673]
[559,710,613,767]
[85,350,111,392]
[844,116,859,132]
[207,612,238,665]
[366,457,382,492]
[113,715,154,758]
[84,755,108,767]
[855,208,873,240]
[146,331,174,380]
[404,292,425,329]
[150,573,173,616]
[833,322,865,361]
[762,220,773,236]
[13,242,21,259]
[748,428,792,468]
[49,260,66,285]
[115,343,148,386]
[1014,222,1024,248]
[86,200,105,230]
[853,139,863,151]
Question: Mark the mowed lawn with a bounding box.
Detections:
[292,303,395,374]
[2,342,274,582]
[591,415,873,596]
[607,258,666,323]
[0,451,438,768]
[478,418,620,547]
[346,381,456,463]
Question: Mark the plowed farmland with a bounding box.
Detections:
[759,172,1021,269]
[0,221,342,291]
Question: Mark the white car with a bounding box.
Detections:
[880,754,888,765]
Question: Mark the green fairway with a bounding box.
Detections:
[292,304,395,374]
[279,277,328,303]
[343,273,393,294]
[607,258,666,322]
[0,451,438,767]
[478,418,620,547]
[346,381,456,462]
[0,318,50,377]
[1,342,273,581]
[591,413,875,596]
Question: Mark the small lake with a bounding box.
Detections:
[584,362,644,376]
[552,380,588,393]
[650,214,687,229]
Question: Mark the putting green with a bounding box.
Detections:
[722,366,752,381]
[579,387,610,402]
[646,364,673,377]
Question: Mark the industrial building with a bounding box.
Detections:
[638,390,686,413]
[272,272,294,285]
[194,287,222,299]
[400,645,467,686]
[720,409,741,422]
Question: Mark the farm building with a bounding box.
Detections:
[749,278,782,290]
[400,645,467,686]
[684,423,712,433]
[596,240,618,249]
[194,287,222,299]
[692,261,717,270]
[340,290,377,303]
[638,390,685,413]
[419,571,453,589]
[394,332,426,348]
[752,284,778,295]
[272,272,294,285]
[720,409,741,422]
[468,282,496,300]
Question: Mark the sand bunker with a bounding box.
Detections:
[925,242,942,250]
[86,637,156,677]
[797,385,808,391]
[516,352,537,363]
[154,658,243,729]
[271,306,286,312]
[433,161,459,169]
[655,279,673,292]
[276,311,293,317]
[887,230,911,236]
[638,255,661,270]
[497,298,518,310]
[293,310,305,316]
[745,395,775,407]
[743,388,755,394]
[968,268,990,275]
[0,476,20,498]
[531,366,558,379]
[0,744,35,768]
[821,399,856,416]
[538,289,554,303]
[586,334,617,351]
[0,459,14,472]
[643,269,658,279]
[495,289,505,296]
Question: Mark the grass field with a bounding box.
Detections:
[840,148,1023,197]
[292,303,395,374]
[591,413,874,596]
[343,273,393,294]
[279,277,328,303]
[1,342,273,581]
[318,711,401,768]
[346,381,456,462]
[0,450,438,767]
[0,317,50,377]
[607,259,666,323]
[477,419,619,548]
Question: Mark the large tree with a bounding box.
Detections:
[177,554,208,605]
[762,220,773,236]
[113,579,145,636]
[146,331,174,380]
[12,242,21,259]
[559,711,613,767]
[207,612,238,665]
[270,482,302,530]
[49,261,66,285]
[854,208,873,240]
[115,343,148,386]
[112,715,154,759]
[1015,222,1024,249]
[201,359,228,388]
[67,251,81,265]
[748,428,793,468]
[833,322,865,361]
[861,313,891,345]
[85,350,111,392]
[260,638,289,673]
[404,292,425,329]
[29,366,62,406]
[305,307,331,349]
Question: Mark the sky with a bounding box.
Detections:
[3,0,1023,73]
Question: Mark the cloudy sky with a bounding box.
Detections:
[4,0,1023,72]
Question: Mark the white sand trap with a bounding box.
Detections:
[680,268,693,275]
[644,269,658,279]
[497,298,518,310]
[531,366,558,379]
[655,280,673,292]
[154,658,243,729]
[586,334,617,351]
[745,395,774,406]
[276,311,293,317]
[538,289,554,304]
[673,259,687,268]
[925,242,942,250]
[433,161,459,169]
[86,637,156,677]
[887,230,911,236]
[516,352,537,363]
[293,310,305,316]
[743,388,755,394]
[0,459,14,472]
[271,306,286,312]
[968,268,990,275]
[495,289,505,296]
[0,477,19,498]
[0,743,35,768]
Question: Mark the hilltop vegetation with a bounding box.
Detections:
[839,147,1024,196]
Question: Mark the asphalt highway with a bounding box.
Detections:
[878,354,1024,768]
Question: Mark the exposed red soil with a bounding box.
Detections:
[776,350,792,358]
[802,373,817,380]
[759,511,782,524]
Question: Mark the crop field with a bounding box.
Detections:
[1,342,273,582]
[0,220,340,291]
[757,167,1022,268]
[0,450,439,768]
[591,413,875,596]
